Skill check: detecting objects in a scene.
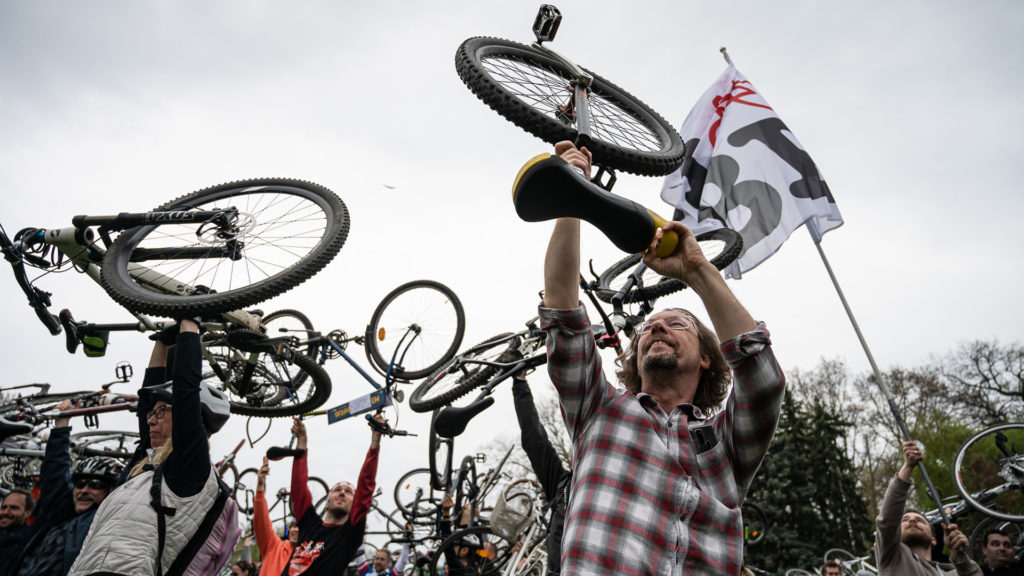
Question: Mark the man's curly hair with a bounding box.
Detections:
[614,308,731,414]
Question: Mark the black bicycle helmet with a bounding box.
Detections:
[138,381,231,435]
[72,456,124,484]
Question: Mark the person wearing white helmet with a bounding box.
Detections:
[69,318,240,576]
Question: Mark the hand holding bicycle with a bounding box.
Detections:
[943,522,969,562]
[291,416,307,451]
[642,221,717,288]
[257,458,269,492]
[53,399,79,428]
[555,141,591,180]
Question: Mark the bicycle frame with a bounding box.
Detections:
[1,212,262,341]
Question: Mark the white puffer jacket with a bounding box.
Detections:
[68,466,221,576]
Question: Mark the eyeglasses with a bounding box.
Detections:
[74,479,110,490]
[147,404,172,421]
[635,317,694,335]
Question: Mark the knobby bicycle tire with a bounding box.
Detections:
[365,280,466,382]
[227,349,332,417]
[101,178,349,317]
[596,229,744,304]
[429,409,454,491]
[456,36,685,177]
[953,422,1024,522]
[453,455,479,524]
[428,525,513,576]
[409,333,523,413]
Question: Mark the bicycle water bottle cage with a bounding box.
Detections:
[533,4,562,43]
[512,153,679,257]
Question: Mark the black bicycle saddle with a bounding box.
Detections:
[512,153,679,257]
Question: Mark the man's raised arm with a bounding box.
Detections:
[542,142,591,310]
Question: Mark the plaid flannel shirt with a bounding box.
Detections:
[540,304,785,575]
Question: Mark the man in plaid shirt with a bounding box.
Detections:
[539,142,786,575]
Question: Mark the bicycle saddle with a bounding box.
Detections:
[512,153,679,257]
[433,396,495,439]
[0,416,33,441]
[266,446,306,461]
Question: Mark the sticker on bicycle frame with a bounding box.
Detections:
[327,390,392,424]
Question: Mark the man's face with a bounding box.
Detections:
[287,524,299,545]
[373,549,391,572]
[326,483,353,514]
[0,492,29,528]
[636,311,707,382]
[900,512,935,548]
[984,533,1015,569]
[147,401,173,448]
[823,566,841,576]
[73,479,111,513]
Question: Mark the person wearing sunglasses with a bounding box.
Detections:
[68,318,238,576]
[9,399,123,576]
[538,142,786,576]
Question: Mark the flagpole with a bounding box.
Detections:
[810,230,952,526]
[719,46,733,66]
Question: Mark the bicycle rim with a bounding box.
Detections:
[595,228,743,304]
[101,178,348,316]
[409,333,521,413]
[456,37,684,176]
[954,423,1024,522]
[365,280,466,382]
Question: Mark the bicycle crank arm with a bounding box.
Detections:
[512,153,678,257]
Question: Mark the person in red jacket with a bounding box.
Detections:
[285,414,382,575]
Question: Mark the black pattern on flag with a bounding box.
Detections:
[661,65,843,278]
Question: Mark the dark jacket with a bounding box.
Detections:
[10,426,99,576]
[0,524,27,576]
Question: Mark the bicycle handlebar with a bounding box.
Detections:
[365,414,414,438]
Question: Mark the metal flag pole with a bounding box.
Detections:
[810,229,952,525]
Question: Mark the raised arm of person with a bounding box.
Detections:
[289,417,313,522]
[393,530,411,575]
[642,221,756,342]
[875,441,920,569]
[252,459,278,559]
[542,141,591,310]
[349,414,383,526]
[35,398,76,521]
[163,319,211,497]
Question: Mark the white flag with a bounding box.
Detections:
[661,65,843,278]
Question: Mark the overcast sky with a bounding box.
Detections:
[2,0,1021,545]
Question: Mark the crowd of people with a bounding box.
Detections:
[0,142,1020,575]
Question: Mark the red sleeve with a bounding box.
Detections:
[349,445,379,525]
[291,451,312,521]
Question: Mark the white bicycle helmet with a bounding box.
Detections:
[139,381,231,435]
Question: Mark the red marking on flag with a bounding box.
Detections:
[709,80,774,147]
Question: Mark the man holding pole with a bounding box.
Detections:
[875,440,981,575]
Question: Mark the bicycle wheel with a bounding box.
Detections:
[428,525,513,576]
[365,280,466,382]
[454,455,479,523]
[595,229,744,303]
[218,350,332,417]
[954,423,1024,522]
[234,467,259,515]
[263,309,318,387]
[101,178,349,317]
[456,37,684,177]
[968,516,1024,563]
[409,333,522,413]
[395,468,440,521]
[429,409,454,491]
[70,430,140,461]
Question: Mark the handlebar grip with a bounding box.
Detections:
[35,307,62,336]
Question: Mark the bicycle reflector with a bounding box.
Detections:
[378,328,385,341]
